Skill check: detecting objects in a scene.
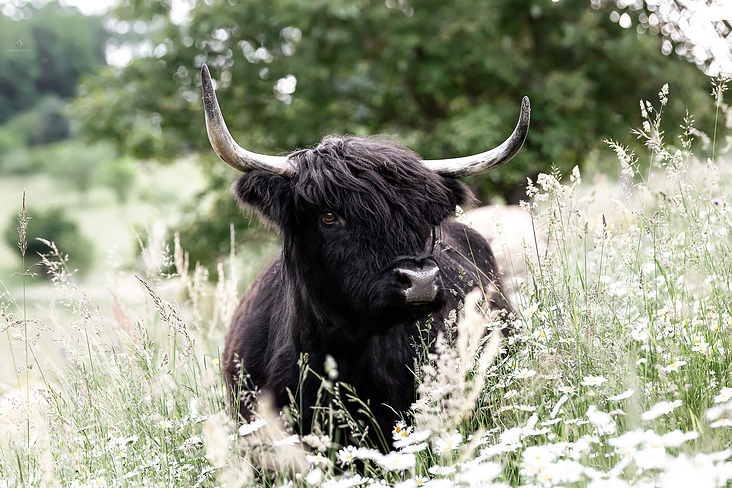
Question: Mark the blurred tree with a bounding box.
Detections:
[5,94,70,146]
[70,0,722,267]
[0,123,27,167]
[0,2,108,124]
[174,171,277,271]
[32,140,115,197]
[3,206,94,277]
[98,156,137,204]
[72,0,718,203]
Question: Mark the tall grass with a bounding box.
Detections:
[1,80,731,487]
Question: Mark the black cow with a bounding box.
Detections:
[200,64,530,448]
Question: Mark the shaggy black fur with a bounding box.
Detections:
[223,136,508,449]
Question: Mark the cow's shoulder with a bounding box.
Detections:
[223,250,292,387]
[436,218,506,309]
[437,219,497,273]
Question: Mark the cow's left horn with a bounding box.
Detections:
[201,64,296,176]
[422,97,530,178]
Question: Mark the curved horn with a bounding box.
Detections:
[422,97,530,178]
[201,64,295,176]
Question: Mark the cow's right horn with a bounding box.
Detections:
[422,97,530,178]
[201,64,296,176]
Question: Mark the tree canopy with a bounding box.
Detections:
[0,2,107,124]
[72,0,718,203]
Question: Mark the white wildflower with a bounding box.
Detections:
[514,368,537,379]
[421,480,454,488]
[337,446,357,465]
[305,468,322,485]
[658,455,716,488]
[631,328,649,342]
[608,389,635,401]
[715,387,732,404]
[273,435,300,447]
[541,418,563,426]
[711,419,732,428]
[428,465,457,476]
[501,441,522,453]
[614,445,638,460]
[661,430,699,447]
[394,430,431,449]
[400,442,429,453]
[659,83,669,106]
[533,324,551,342]
[456,461,502,485]
[524,303,539,317]
[587,405,617,435]
[414,475,429,486]
[706,401,732,421]
[434,432,462,454]
[641,400,682,421]
[454,205,470,225]
[353,447,383,461]
[238,418,266,436]
[393,421,413,441]
[643,431,664,449]
[547,459,584,484]
[411,397,429,410]
[523,445,556,467]
[633,446,670,470]
[503,390,518,399]
[581,375,608,387]
[377,452,416,471]
[499,427,522,444]
[479,444,505,459]
[588,479,629,488]
[395,480,418,488]
[608,429,646,448]
[306,452,328,466]
[662,360,687,372]
[570,165,581,184]
[640,99,648,118]
[567,437,593,459]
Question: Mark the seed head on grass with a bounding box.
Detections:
[712,74,729,108]
[17,191,30,258]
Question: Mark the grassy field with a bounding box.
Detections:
[0,157,209,279]
[1,83,731,487]
[0,158,214,380]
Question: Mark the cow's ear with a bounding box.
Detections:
[233,171,293,230]
[442,177,476,208]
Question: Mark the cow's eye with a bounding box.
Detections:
[322,211,338,225]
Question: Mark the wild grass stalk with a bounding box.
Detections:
[13,190,33,482]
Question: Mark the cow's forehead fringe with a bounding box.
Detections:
[289,136,454,221]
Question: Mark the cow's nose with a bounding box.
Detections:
[393,262,441,304]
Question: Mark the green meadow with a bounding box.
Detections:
[1,81,731,487]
